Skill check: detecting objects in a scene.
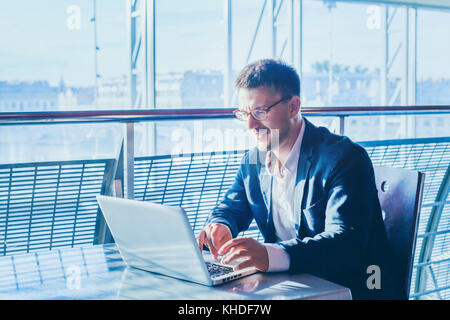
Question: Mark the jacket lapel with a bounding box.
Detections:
[254,149,275,242]
[261,173,275,243]
[294,118,315,231]
[259,170,272,210]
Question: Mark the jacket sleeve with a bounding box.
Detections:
[206,164,254,238]
[279,147,379,275]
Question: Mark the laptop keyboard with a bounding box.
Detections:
[205,261,234,278]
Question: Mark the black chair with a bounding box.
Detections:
[373,166,425,299]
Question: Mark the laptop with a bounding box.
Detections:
[96,195,257,286]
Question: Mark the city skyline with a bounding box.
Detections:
[2,66,450,113]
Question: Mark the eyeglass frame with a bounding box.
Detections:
[233,96,292,121]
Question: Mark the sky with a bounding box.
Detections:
[0,0,449,87]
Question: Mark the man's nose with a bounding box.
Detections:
[247,114,260,130]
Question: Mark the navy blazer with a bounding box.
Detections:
[207,118,402,299]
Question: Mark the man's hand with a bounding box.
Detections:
[218,237,269,272]
[197,223,232,259]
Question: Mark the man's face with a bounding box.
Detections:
[237,86,295,151]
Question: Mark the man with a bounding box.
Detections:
[197,59,401,299]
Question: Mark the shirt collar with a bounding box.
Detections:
[265,116,305,177]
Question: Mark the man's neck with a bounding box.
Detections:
[272,117,303,166]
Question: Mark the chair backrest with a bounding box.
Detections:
[0,159,116,256]
[133,151,263,239]
[373,165,425,298]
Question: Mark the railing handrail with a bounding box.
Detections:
[0,105,449,126]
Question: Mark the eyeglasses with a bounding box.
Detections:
[233,96,291,121]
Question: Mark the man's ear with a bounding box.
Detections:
[288,96,301,118]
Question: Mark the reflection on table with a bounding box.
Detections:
[0,244,351,300]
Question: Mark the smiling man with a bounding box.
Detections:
[197,59,401,299]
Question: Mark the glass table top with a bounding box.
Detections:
[0,244,351,300]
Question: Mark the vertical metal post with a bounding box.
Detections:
[92,0,99,109]
[146,0,156,109]
[128,0,139,109]
[271,0,277,58]
[129,0,156,109]
[328,6,334,106]
[146,0,157,154]
[380,5,388,139]
[128,0,156,156]
[224,0,233,107]
[298,0,303,101]
[407,7,417,138]
[126,0,137,199]
[401,7,408,106]
[123,123,135,199]
[290,0,294,65]
[339,116,345,136]
[400,7,409,138]
[410,8,417,106]
[381,6,388,107]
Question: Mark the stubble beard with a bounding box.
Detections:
[254,128,285,153]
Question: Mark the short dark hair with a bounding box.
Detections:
[234,59,300,98]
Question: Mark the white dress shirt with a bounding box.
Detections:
[263,117,305,272]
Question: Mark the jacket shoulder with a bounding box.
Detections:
[313,124,371,168]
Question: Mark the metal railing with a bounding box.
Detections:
[0,105,449,299]
[1,105,449,125]
[2,105,449,197]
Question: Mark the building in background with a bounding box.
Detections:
[156,72,183,108]
[97,75,129,109]
[1,69,449,142]
[0,79,96,112]
[180,70,224,108]
[0,81,59,112]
